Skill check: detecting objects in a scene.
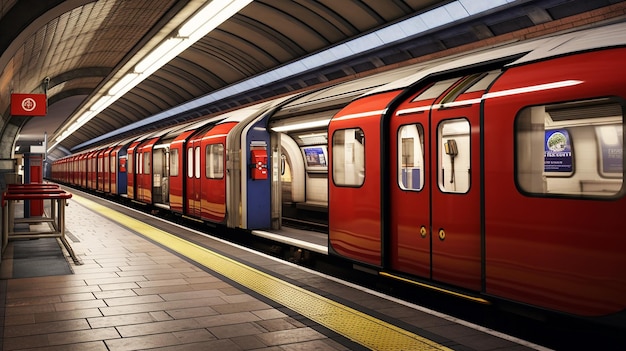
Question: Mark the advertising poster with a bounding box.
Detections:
[544,129,572,173]
[304,147,327,167]
[598,125,623,175]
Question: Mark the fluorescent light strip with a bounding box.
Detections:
[108,73,140,96]
[271,119,331,132]
[395,80,584,116]
[333,109,387,121]
[68,0,511,151]
[135,37,184,73]
[50,0,253,152]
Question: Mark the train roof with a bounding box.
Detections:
[510,20,626,66]
[272,63,433,119]
[366,21,626,96]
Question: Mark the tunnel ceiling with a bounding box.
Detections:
[0,0,622,159]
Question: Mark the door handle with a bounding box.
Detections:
[420,225,427,238]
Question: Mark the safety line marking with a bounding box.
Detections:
[71,194,453,351]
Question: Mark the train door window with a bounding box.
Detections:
[143,152,150,174]
[110,154,115,173]
[170,149,179,177]
[332,128,365,187]
[187,148,194,178]
[206,144,224,179]
[438,119,471,193]
[464,70,501,94]
[516,98,623,197]
[194,146,201,179]
[398,124,425,191]
[128,153,133,174]
[136,152,142,175]
[412,77,459,101]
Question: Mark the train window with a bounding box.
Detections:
[438,119,471,193]
[332,128,365,187]
[110,155,115,173]
[465,70,501,93]
[206,144,224,179]
[187,148,193,178]
[128,153,133,174]
[516,99,623,197]
[137,153,142,175]
[143,152,150,174]
[398,124,425,191]
[170,149,179,177]
[412,77,459,101]
[194,146,201,179]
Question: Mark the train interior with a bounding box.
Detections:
[517,98,623,196]
[266,63,434,234]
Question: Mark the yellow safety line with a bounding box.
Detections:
[71,194,453,351]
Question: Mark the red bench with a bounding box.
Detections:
[2,184,80,264]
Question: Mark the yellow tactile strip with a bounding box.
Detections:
[71,194,453,351]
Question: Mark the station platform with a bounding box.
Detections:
[0,188,547,351]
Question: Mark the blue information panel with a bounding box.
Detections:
[598,126,623,175]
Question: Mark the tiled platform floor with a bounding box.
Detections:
[0,190,546,351]
[1,201,349,351]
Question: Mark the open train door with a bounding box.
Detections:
[388,71,500,291]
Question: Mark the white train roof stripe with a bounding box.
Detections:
[367,21,626,96]
[333,109,388,121]
[394,80,583,116]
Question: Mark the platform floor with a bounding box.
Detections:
[0,190,547,351]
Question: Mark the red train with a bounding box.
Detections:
[52,22,626,324]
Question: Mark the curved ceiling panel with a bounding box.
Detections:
[57,0,460,153]
[1,0,620,159]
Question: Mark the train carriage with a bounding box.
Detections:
[328,23,626,318]
[77,152,87,188]
[126,133,159,200]
[101,144,115,193]
[108,137,134,196]
[168,114,241,217]
[86,149,99,190]
[483,47,626,317]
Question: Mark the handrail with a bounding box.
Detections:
[3,192,72,200]
[1,184,80,264]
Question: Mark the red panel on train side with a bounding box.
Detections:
[483,49,626,316]
[388,87,436,278]
[103,146,114,193]
[87,150,98,190]
[96,149,106,192]
[126,140,142,199]
[429,91,482,291]
[329,90,401,266]
[170,130,195,214]
[137,137,160,204]
[78,153,87,188]
[186,138,202,218]
[388,77,485,291]
[199,122,237,223]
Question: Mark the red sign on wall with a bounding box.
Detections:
[11,93,47,116]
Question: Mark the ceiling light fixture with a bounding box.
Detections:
[48,0,253,153]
